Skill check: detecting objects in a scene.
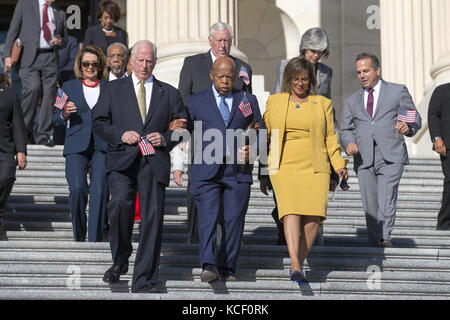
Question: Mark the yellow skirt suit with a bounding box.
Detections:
[263,93,347,221]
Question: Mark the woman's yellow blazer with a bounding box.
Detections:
[263,92,347,175]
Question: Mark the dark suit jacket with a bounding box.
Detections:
[92,75,187,186]
[186,88,263,183]
[52,79,108,156]
[0,86,27,155]
[4,0,68,69]
[58,35,78,83]
[428,83,450,147]
[83,24,128,55]
[178,50,253,104]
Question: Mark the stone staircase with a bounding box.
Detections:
[1,145,450,300]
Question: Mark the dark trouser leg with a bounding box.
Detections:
[0,154,16,240]
[65,151,90,242]
[438,155,450,229]
[107,164,138,267]
[87,145,108,242]
[35,52,57,144]
[18,66,41,143]
[132,158,165,290]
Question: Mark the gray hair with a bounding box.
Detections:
[107,42,128,56]
[356,52,380,70]
[209,22,233,40]
[299,27,330,59]
[131,40,157,62]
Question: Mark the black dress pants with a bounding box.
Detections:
[438,154,450,229]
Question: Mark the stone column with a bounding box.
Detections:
[127,0,247,87]
[380,0,450,156]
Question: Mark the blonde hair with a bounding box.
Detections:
[74,45,108,80]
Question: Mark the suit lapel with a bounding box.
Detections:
[124,75,143,125]
[33,0,40,29]
[204,51,213,71]
[227,90,242,128]
[144,78,164,126]
[358,88,372,121]
[372,80,387,120]
[207,88,227,128]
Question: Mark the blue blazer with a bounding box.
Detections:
[53,79,108,156]
[187,88,263,183]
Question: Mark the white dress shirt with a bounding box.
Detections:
[39,0,55,49]
[131,73,154,114]
[83,85,100,109]
[108,71,127,82]
[363,79,382,116]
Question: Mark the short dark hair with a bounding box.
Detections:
[97,0,121,22]
[356,52,380,70]
[281,57,317,95]
[74,45,108,80]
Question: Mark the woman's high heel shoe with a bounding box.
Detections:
[290,270,307,284]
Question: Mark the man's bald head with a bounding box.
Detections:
[210,56,236,96]
[212,56,236,74]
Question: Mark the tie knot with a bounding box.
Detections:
[369,88,374,94]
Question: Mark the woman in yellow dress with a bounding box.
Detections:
[260,57,348,283]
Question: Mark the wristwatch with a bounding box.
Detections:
[433,136,442,142]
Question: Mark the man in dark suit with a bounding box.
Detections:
[187,57,262,282]
[428,84,450,230]
[0,85,27,240]
[178,22,253,243]
[93,40,187,293]
[4,0,68,146]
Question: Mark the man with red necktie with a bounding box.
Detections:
[340,53,422,248]
[4,0,68,145]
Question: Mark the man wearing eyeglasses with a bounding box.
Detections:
[106,42,128,81]
[4,0,68,146]
[176,22,253,244]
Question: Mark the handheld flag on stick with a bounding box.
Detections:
[54,87,68,110]
[239,66,250,86]
[397,108,416,123]
[138,137,156,156]
[238,94,253,118]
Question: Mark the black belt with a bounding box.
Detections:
[37,48,54,54]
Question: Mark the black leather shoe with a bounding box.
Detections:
[131,285,161,293]
[102,263,129,283]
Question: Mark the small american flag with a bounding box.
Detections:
[238,95,253,118]
[138,137,156,156]
[397,108,416,123]
[239,66,250,86]
[54,88,68,110]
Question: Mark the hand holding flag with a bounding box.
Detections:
[396,107,416,139]
[54,87,68,110]
[138,136,156,156]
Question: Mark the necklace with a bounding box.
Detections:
[82,79,100,88]
[103,28,114,33]
[290,96,309,109]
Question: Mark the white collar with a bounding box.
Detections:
[365,79,382,92]
[131,73,153,86]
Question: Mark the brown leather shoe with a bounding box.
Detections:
[378,240,393,248]
[200,265,220,283]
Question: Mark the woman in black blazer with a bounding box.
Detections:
[53,45,109,242]
[83,0,128,55]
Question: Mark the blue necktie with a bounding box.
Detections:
[219,96,230,126]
